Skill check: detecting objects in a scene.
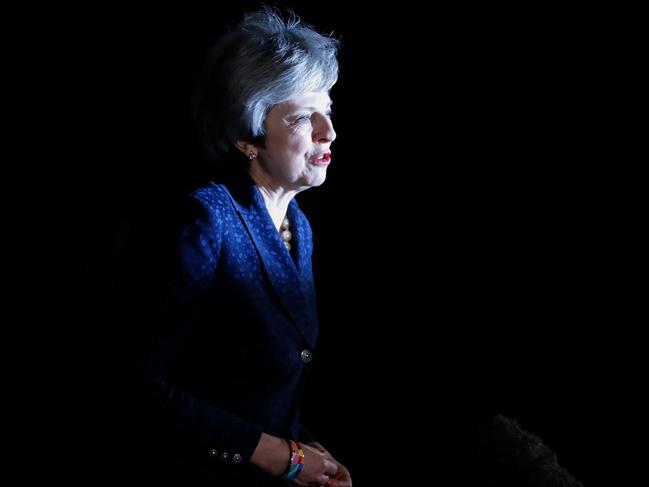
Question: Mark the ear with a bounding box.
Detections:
[235,140,258,159]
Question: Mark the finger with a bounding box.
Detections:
[324,479,349,487]
[337,466,351,480]
[324,460,338,477]
[330,470,347,481]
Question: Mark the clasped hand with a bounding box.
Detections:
[291,442,352,487]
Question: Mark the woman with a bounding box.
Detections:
[114,7,352,487]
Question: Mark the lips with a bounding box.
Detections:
[310,152,331,166]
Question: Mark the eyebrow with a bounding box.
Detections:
[293,103,333,112]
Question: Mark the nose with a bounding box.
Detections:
[312,112,336,144]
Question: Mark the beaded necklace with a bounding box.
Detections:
[280,217,292,251]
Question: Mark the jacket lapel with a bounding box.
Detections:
[287,200,318,332]
[222,173,318,346]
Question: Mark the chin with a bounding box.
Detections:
[311,175,327,187]
[301,173,327,189]
[297,167,328,190]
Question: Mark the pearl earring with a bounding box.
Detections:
[249,151,257,160]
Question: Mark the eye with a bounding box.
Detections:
[293,114,311,124]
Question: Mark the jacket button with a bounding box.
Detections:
[221,452,230,462]
[233,453,242,464]
[209,449,218,459]
[300,349,313,363]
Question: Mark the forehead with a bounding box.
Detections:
[274,91,332,112]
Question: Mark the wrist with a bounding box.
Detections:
[280,439,305,481]
[250,433,289,477]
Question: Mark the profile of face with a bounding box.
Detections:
[250,91,336,192]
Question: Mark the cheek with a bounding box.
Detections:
[285,133,310,155]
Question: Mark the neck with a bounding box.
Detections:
[248,167,299,231]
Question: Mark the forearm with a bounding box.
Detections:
[117,363,262,467]
[249,432,290,476]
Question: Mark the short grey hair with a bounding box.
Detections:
[194,7,340,159]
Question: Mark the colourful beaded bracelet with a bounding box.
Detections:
[281,439,304,481]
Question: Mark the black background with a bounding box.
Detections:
[21,1,640,485]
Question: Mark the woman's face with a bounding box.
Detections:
[255,91,336,191]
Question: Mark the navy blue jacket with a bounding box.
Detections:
[115,171,320,486]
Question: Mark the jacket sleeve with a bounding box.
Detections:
[113,193,263,468]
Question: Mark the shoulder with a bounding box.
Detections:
[189,182,233,214]
[160,183,234,241]
[169,182,238,228]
